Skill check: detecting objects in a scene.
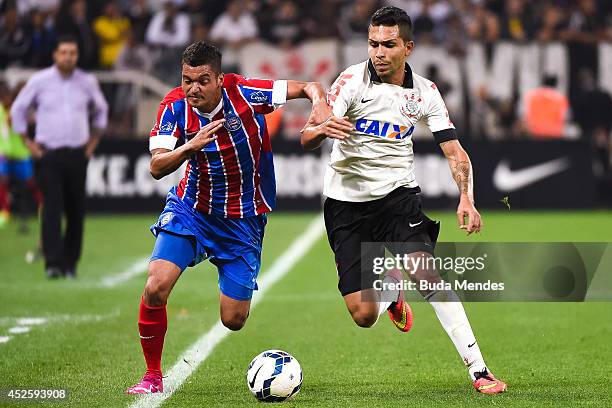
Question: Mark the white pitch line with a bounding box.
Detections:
[8,327,30,334]
[101,256,150,288]
[0,336,11,343]
[129,214,325,408]
[0,311,120,328]
[16,318,47,326]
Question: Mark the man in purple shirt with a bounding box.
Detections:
[11,35,108,279]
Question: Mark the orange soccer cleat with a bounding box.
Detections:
[387,299,414,332]
[473,369,508,394]
[384,268,413,332]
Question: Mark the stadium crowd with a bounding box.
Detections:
[1,0,611,165]
[1,0,610,71]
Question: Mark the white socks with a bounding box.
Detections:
[426,289,487,380]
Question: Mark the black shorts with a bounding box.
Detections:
[324,187,440,296]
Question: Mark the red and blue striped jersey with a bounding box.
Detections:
[149,74,287,218]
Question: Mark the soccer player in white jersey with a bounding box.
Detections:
[301,6,507,394]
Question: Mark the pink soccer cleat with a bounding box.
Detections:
[126,371,163,394]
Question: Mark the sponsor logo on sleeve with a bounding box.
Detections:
[160,122,175,132]
[249,91,268,103]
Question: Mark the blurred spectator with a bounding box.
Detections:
[0,81,43,231]
[442,12,468,56]
[124,0,152,44]
[521,75,569,138]
[573,68,612,175]
[561,0,605,44]
[23,8,56,67]
[115,29,152,73]
[55,0,97,69]
[145,0,190,48]
[113,29,153,136]
[14,0,60,16]
[464,2,500,43]
[301,0,340,39]
[499,0,533,42]
[413,0,436,43]
[383,0,451,23]
[0,7,31,68]
[561,0,605,103]
[536,4,566,42]
[260,0,304,48]
[146,0,191,82]
[192,21,210,42]
[93,1,130,69]
[338,0,379,41]
[209,0,258,70]
[183,0,207,29]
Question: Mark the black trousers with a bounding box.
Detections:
[39,147,88,270]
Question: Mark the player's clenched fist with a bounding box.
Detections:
[187,119,225,152]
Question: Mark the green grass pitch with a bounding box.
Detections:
[1,210,611,407]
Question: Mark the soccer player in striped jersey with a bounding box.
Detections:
[127,41,330,394]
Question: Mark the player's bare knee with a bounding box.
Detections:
[221,311,248,331]
[144,265,172,306]
[350,309,378,328]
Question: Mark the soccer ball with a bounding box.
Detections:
[246,350,302,402]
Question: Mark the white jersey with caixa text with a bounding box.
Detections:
[324,60,457,202]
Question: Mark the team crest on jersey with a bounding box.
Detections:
[159,212,173,227]
[401,93,422,118]
[224,113,242,132]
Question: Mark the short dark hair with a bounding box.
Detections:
[181,41,222,73]
[370,6,413,42]
[55,35,79,50]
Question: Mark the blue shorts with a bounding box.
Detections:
[150,187,266,301]
[0,158,34,181]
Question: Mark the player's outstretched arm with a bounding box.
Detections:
[300,115,354,150]
[149,119,225,180]
[439,139,483,234]
[286,80,330,126]
[284,80,353,150]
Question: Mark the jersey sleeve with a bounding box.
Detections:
[237,76,287,114]
[423,83,458,144]
[149,102,181,152]
[327,70,358,118]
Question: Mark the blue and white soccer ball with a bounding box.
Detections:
[246,350,302,402]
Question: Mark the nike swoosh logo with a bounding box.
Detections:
[361,97,374,103]
[249,365,263,389]
[468,341,477,348]
[409,220,423,227]
[493,157,570,192]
